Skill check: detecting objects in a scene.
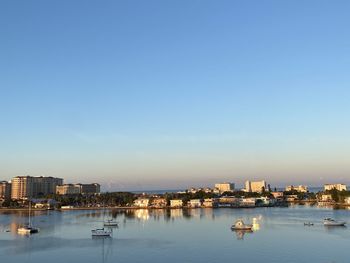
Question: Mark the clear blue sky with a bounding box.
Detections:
[1,0,350,191]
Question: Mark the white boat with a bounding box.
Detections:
[104,219,119,227]
[324,218,346,226]
[18,226,40,234]
[91,228,112,237]
[18,202,39,235]
[231,219,253,231]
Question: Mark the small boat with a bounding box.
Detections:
[304,222,314,226]
[18,201,39,235]
[18,226,40,235]
[104,219,119,227]
[231,219,253,231]
[324,218,346,226]
[91,228,112,237]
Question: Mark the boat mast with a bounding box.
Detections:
[28,200,31,227]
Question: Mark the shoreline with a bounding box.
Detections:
[1,202,349,212]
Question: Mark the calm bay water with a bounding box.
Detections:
[0,205,349,263]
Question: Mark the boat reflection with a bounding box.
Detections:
[92,235,112,240]
[231,216,261,240]
[233,229,253,240]
[252,217,260,231]
[92,235,114,263]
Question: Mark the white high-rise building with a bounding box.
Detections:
[214,183,235,193]
[245,180,267,193]
[11,176,63,200]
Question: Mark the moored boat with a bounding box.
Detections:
[18,201,39,235]
[18,226,40,235]
[231,219,253,231]
[104,219,119,227]
[323,218,346,226]
[91,228,112,237]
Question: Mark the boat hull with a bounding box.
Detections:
[92,233,112,237]
[103,220,119,227]
[104,223,119,227]
[18,227,39,234]
[91,229,112,237]
[324,222,346,226]
[324,218,346,226]
[231,226,253,231]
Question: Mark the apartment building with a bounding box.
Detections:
[245,180,267,193]
[56,184,81,195]
[0,181,11,200]
[214,183,235,194]
[11,176,63,200]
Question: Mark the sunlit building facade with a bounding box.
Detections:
[285,185,308,192]
[170,199,183,208]
[0,181,11,200]
[11,176,63,200]
[214,183,235,193]
[56,184,81,195]
[245,180,267,193]
[324,184,347,191]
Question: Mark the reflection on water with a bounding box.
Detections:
[92,237,111,263]
[233,229,253,240]
[230,215,262,240]
[252,217,261,231]
[135,209,149,221]
[0,206,350,263]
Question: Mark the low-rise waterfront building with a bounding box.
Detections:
[32,199,57,209]
[320,194,333,202]
[203,198,219,208]
[151,198,167,208]
[170,199,183,208]
[240,197,256,207]
[271,191,284,199]
[189,199,203,208]
[61,205,74,209]
[245,180,267,193]
[218,196,240,207]
[134,198,150,208]
[285,185,308,193]
[344,197,350,205]
[257,197,275,206]
[324,184,347,192]
[285,194,298,202]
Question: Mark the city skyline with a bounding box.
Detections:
[0,173,348,192]
[1,1,350,190]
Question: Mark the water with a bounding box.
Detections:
[0,205,349,263]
